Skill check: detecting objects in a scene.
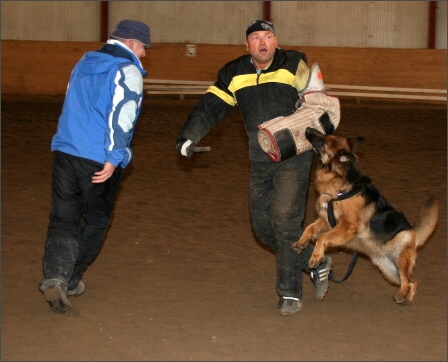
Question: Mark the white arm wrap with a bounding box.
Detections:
[181,139,194,156]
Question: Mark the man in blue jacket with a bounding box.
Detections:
[39,19,151,314]
[176,20,334,316]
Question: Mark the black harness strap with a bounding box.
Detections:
[326,186,363,283]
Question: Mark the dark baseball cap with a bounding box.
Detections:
[109,19,152,48]
[246,20,275,37]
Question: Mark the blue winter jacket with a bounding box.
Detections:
[51,40,147,168]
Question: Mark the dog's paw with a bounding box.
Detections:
[393,294,410,305]
[393,282,416,305]
[291,241,308,253]
[309,255,325,269]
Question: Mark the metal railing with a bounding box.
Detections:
[143,79,447,102]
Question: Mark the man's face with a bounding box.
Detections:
[128,39,147,59]
[245,30,277,69]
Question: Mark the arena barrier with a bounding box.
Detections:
[143,79,446,103]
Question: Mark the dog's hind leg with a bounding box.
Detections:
[373,255,417,305]
[374,232,418,305]
[393,245,418,305]
[373,256,400,285]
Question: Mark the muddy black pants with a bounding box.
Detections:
[249,152,314,299]
[42,151,122,290]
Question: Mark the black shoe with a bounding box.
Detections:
[278,297,302,315]
[67,281,86,297]
[39,278,73,314]
[311,256,332,300]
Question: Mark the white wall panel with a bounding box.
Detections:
[108,1,261,45]
[274,1,429,48]
[1,1,446,49]
[1,1,100,41]
[436,0,447,49]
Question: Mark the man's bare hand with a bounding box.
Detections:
[92,162,116,184]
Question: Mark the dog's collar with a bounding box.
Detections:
[324,186,362,201]
[323,190,349,198]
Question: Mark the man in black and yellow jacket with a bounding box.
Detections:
[176,20,334,316]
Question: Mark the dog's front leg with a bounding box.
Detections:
[309,221,357,268]
[292,218,329,253]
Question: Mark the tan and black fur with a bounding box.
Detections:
[292,127,439,304]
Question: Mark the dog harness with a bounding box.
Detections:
[325,185,364,283]
[326,186,363,228]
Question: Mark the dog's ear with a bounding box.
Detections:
[348,136,364,153]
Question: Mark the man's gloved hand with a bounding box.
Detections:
[176,138,196,158]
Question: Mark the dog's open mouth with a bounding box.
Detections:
[305,127,331,160]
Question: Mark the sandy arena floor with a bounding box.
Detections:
[1,94,446,361]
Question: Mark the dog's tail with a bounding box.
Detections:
[414,195,439,248]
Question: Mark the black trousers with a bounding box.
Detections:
[249,152,314,299]
[42,151,122,290]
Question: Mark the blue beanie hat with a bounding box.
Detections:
[110,20,152,48]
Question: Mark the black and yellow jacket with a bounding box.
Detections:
[177,48,310,161]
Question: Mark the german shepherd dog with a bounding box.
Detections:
[292,127,438,304]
